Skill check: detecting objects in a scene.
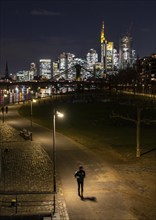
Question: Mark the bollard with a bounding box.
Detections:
[11,199,16,207]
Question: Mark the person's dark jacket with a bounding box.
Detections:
[74,169,85,182]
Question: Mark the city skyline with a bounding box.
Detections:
[0,0,156,75]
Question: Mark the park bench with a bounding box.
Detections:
[19,128,32,140]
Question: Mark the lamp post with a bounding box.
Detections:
[136,108,141,158]
[53,108,56,194]
[30,99,37,141]
[52,109,64,214]
[52,109,64,192]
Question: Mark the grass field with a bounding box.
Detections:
[18,93,156,160]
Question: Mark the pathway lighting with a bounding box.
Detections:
[52,109,64,214]
[30,99,37,141]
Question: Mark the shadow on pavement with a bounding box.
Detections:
[0,215,52,220]
[141,147,156,156]
[81,196,97,202]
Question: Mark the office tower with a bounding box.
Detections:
[119,35,133,69]
[16,70,30,81]
[30,63,37,75]
[52,61,59,79]
[59,52,75,71]
[101,21,107,75]
[113,48,119,71]
[140,54,156,82]
[58,52,75,80]
[39,59,51,80]
[101,22,114,75]
[132,50,137,65]
[86,49,98,70]
[59,53,67,72]
[29,62,37,80]
[106,42,114,73]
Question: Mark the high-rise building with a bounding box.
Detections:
[113,48,119,71]
[16,70,30,81]
[132,50,137,65]
[58,52,75,79]
[106,42,114,73]
[30,63,37,74]
[86,49,98,70]
[59,53,67,72]
[39,59,51,80]
[139,54,156,82]
[100,22,114,75]
[101,21,107,76]
[119,35,134,69]
[52,61,59,79]
[59,52,75,71]
[29,62,37,80]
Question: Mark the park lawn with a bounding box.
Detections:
[19,100,156,160]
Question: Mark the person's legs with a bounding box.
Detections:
[77,180,80,196]
[80,181,84,197]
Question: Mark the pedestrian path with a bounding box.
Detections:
[0,123,69,220]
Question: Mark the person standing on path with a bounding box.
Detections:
[74,165,86,198]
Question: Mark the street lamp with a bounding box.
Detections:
[52,109,64,215]
[30,99,37,141]
[53,109,64,194]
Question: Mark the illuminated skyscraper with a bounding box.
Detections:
[113,48,119,71]
[86,49,98,70]
[101,21,107,75]
[101,21,114,75]
[58,52,75,80]
[59,52,75,72]
[52,61,59,79]
[106,42,114,72]
[29,62,37,80]
[119,35,134,69]
[39,59,51,80]
[30,63,37,75]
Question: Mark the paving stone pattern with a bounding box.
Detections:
[0,124,64,218]
[0,124,53,193]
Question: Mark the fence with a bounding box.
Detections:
[0,192,55,217]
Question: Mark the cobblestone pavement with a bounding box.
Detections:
[0,123,69,219]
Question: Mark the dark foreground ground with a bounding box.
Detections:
[0,112,156,220]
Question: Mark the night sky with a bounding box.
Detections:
[0,0,156,75]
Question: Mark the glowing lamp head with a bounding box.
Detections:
[56,111,64,118]
[32,99,37,103]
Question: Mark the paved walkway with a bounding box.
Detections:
[1,104,156,220]
[0,123,68,219]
